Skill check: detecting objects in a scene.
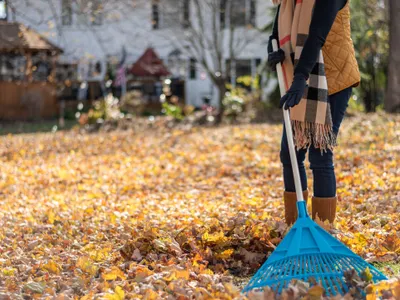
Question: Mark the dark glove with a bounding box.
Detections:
[279,74,308,110]
[267,36,285,71]
[268,49,285,71]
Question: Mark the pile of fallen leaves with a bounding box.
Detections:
[0,112,399,299]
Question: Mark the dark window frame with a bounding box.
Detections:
[220,0,257,28]
[189,58,197,80]
[152,1,160,30]
[231,0,247,27]
[182,0,190,28]
[250,0,256,27]
[225,58,253,89]
[220,0,227,28]
[61,0,73,26]
[0,53,26,81]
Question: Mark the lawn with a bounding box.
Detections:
[0,120,77,136]
[0,112,399,299]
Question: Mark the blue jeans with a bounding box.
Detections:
[280,87,352,198]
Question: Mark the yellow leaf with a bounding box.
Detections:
[202,268,214,275]
[110,213,117,224]
[175,269,189,280]
[163,269,189,282]
[76,257,98,276]
[48,211,55,224]
[201,231,227,244]
[2,268,16,276]
[115,286,125,300]
[103,266,126,281]
[43,260,60,274]
[80,292,94,300]
[362,267,373,283]
[163,272,176,282]
[216,248,234,259]
[104,286,125,300]
[135,267,154,283]
[58,169,69,180]
[143,289,158,300]
[366,294,377,300]
[89,247,110,262]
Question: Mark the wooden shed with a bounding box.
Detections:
[0,21,63,121]
[128,47,172,112]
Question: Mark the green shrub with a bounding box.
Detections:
[162,102,184,121]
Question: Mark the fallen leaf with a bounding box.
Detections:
[103,266,126,281]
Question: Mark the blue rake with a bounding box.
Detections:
[242,40,387,296]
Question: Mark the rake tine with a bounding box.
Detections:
[324,258,346,294]
[327,275,339,295]
[320,254,333,273]
[315,255,325,274]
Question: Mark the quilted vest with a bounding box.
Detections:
[322,0,361,95]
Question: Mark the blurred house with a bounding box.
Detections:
[0,21,63,120]
[7,0,275,109]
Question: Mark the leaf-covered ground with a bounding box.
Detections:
[0,112,399,299]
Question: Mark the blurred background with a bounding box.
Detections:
[0,0,398,134]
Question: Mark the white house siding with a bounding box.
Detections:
[8,0,274,108]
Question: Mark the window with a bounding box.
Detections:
[0,54,26,81]
[236,59,252,77]
[56,63,78,83]
[151,0,190,30]
[91,0,103,26]
[220,0,226,28]
[31,53,54,82]
[73,0,103,26]
[250,0,256,27]
[189,58,197,79]
[182,0,190,28]
[226,58,252,89]
[168,49,187,78]
[221,0,257,28]
[61,0,72,26]
[231,0,246,27]
[152,1,160,29]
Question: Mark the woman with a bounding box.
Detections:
[267,0,360,225]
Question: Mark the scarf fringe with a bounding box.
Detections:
[292,120,337,152]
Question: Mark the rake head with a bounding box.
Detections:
[242,201,387,296]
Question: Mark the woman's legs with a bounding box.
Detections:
[309,87,352,222]
[309,87,352,197]
[280,87,352,224]
[309,146,335,197]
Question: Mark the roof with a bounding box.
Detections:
[130,48,170,77]
[0,21,63,53]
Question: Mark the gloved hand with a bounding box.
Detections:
[279,74,308,110]
[267,36,285,71]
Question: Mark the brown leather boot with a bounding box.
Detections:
[284,190,309,226]
[312,196,337,224]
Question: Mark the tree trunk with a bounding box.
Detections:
[215,81,226,124]
[385,0,400,112]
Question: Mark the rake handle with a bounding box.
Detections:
[272,39,304,203]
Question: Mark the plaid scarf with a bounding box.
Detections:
[275,0,336,151]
